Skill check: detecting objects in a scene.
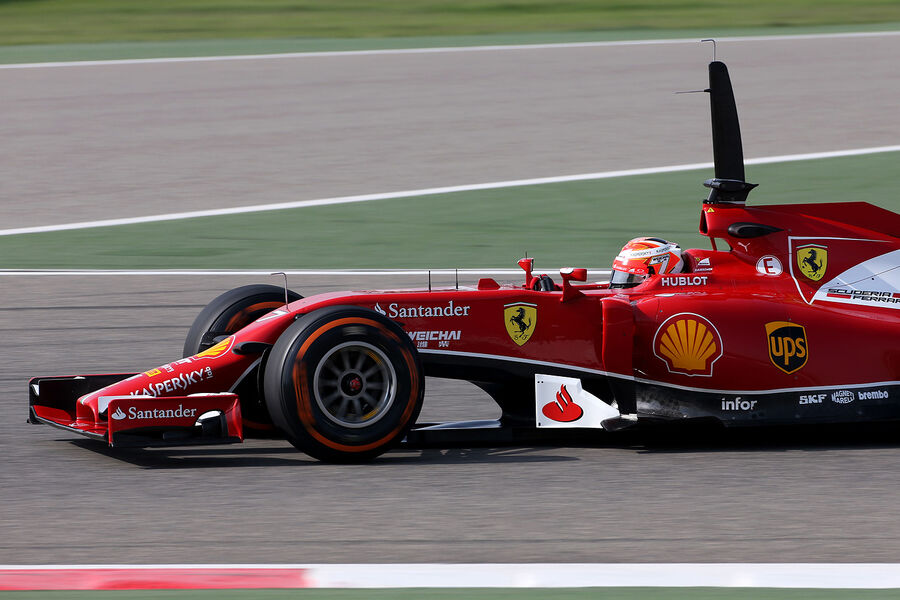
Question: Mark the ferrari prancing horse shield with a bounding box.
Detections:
[796,244,828,281]
[504,302,537,346]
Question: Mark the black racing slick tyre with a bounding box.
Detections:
[263,306,424,463]
[183,284,302,358]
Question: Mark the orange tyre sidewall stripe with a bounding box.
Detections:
[290,317,420,453]
[225,301,285,331]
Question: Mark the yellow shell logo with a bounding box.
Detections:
[195,336,234,359]
[653,313,723,376]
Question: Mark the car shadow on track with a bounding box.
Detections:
[65,421,900,468]
[68,439,308,469]
[399,420,900,456]
[627,420,900,454]
[68,439,579,469]
[384,446,579,465]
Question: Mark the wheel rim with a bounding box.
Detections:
[312,341,397,429]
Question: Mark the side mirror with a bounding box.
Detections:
[560,267,587,282]
[559,268,587,302]
[518,257,534,287]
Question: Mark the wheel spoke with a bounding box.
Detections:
[353,351,366,371]
[320,390,342,407]
[335,397,350,420]
[326,362,342,377]
[340,349,352,370]
[362,365,382,378]
[359,391,378,408]
[351,398,362,418]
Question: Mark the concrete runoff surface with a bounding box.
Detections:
[3,34,900,566]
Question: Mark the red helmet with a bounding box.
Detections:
[610,237,684,288]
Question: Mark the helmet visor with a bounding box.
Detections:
[610,269,646,288]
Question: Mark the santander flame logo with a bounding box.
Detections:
[541,384,583,422]
[110,407,127,421]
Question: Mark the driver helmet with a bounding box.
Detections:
[610,237,684,288]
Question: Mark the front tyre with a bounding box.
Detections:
[183,284,302,358]
[263,306,424,462]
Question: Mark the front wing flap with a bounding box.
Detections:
[105,394,243,447]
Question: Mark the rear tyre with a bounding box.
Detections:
[263,306,424,462]
[183,284,302,358]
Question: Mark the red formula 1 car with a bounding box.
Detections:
[29,60,900,462]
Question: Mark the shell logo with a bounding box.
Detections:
[195,336,234,359]
[653,313,723,377]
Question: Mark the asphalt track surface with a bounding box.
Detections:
[3,34,900,565]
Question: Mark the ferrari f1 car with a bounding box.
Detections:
[29,58,900,462]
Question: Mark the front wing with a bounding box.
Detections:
[29,375,243,447]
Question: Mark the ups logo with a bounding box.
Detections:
[765,321,808,374]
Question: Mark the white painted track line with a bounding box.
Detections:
[0,269,611,277]
[308,563,900,588]
[1,145,898,238]
[2,30,900,69]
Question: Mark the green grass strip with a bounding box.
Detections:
[1,152,897,271]
[1,0,900,50]
[3,588,900,600]
[2,23,900,64]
